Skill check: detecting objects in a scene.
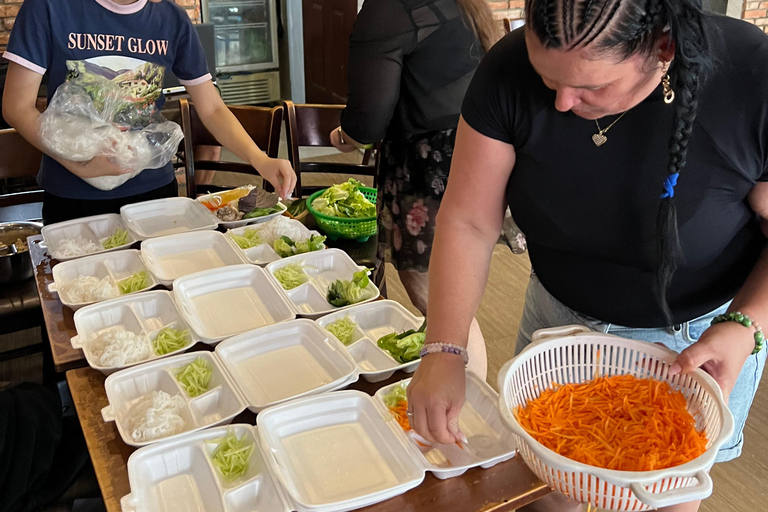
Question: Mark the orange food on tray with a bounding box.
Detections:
[515,374,708,471]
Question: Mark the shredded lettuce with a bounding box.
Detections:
[311,179,375,218]
[209,428,255,482]
[229,228,264,249]
[117,270,151,294]
[327,268,376,307]
[175,357,212,397]
[377,320,427,363]
[153,326,191,355]
[383,382,408,408]
[326,316,357,345]
[273,263,308,290]
[103,228,130,249]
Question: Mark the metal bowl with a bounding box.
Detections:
[0,221,42,284]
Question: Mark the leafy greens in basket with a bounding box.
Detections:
[327,268,376,307]
[377,319,427,363]
[311,179,375,218]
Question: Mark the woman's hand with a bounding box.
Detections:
[329,126,358,153]
[252,155,296,199]
[669,321,755,400]
[406,353,466,444]
[62,155,132,179]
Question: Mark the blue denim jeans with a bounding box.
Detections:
[517,274,767,463]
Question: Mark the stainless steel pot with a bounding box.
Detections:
[0,221,42,284]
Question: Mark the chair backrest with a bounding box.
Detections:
[178,99,283,198]
[0,128,44,208]
[283,100,379,198]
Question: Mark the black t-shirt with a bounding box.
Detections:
[341,0,483,144]
[462,15,768,328]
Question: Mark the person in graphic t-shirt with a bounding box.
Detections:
[1,0,296,225]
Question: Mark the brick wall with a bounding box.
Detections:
[0,0,201,54]
[742,0,768,33]
[489,0,525,24]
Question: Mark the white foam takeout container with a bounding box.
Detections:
[71,290,200,375]
[101,351,247,448]
[214,319,359,413]
[227,216,326,266]
[41,213,135,261]
[120,197,219,240]
[121,384,516,512]
[173,264,296,344]
[266,249,380,319]
[317,300,425,383]
[49,249,158,311]
[140,230,249,287]
[197,188,288,229]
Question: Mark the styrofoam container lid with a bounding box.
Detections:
[227,217,325,266]
[102,351,247,447]
[317,300,424,383]
[71,290,199,375]
[215,319,359,412]
[49,249,158,310]
[120,197,219,240]
[140,230,248,287]
[266,249,380,318]
[173,264,296,344]
[41,213,135,261]
[123,424,291,512]
[257,390,425,512]
[373,371,517,479]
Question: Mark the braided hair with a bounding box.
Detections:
[525,0,713,324]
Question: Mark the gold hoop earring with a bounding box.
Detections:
[661,62,675,104]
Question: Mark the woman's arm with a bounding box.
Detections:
[671,182,768,398]
[184,80,295,198]
[2,63,128,178]
[407,117,516,444]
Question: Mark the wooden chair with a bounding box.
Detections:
[283,100,379,198]
[0,128,44,211]
[178,99,283,198]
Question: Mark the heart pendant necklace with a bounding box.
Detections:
[592,111,628,147]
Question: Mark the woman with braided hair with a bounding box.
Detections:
[406,0,768,509]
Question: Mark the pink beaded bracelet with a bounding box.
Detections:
[420,342,469,365]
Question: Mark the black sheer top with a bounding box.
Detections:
[340,0,483,144]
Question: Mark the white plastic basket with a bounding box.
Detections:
[497,325,734,511]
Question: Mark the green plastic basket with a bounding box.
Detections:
[306,187,378,242]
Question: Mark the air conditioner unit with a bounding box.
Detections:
[217,71,280,105]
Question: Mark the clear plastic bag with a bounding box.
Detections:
[39,81,184,191]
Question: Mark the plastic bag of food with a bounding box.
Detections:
[39,81,183,191]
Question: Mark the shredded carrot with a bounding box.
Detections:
[515,375,708,472]
[387,400,412,431]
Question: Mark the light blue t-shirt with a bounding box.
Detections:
[3,0,211,199]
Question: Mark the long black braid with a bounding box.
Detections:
[524,0,713,325]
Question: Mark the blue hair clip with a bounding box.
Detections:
[660,173,679,199]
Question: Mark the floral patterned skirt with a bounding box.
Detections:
[377,128,456,273]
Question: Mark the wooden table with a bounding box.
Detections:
[67,366,550,512]
[29,226,379,374]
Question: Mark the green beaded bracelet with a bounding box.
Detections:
[711,312,765,355]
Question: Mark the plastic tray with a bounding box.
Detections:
[120,197,219,240]
[71,290,199,375]
[140,231,248,287]
[215,319,359,412]
[317,300,424,382]
[102,351,247,447]
[41,213,135,261]
[173,264,296,344]
[197,188,288,229]
[374,372,517,479]
[266,249,380,318]
[49,249,158,311]
[123,424,291,512]
[227,217,325,265]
